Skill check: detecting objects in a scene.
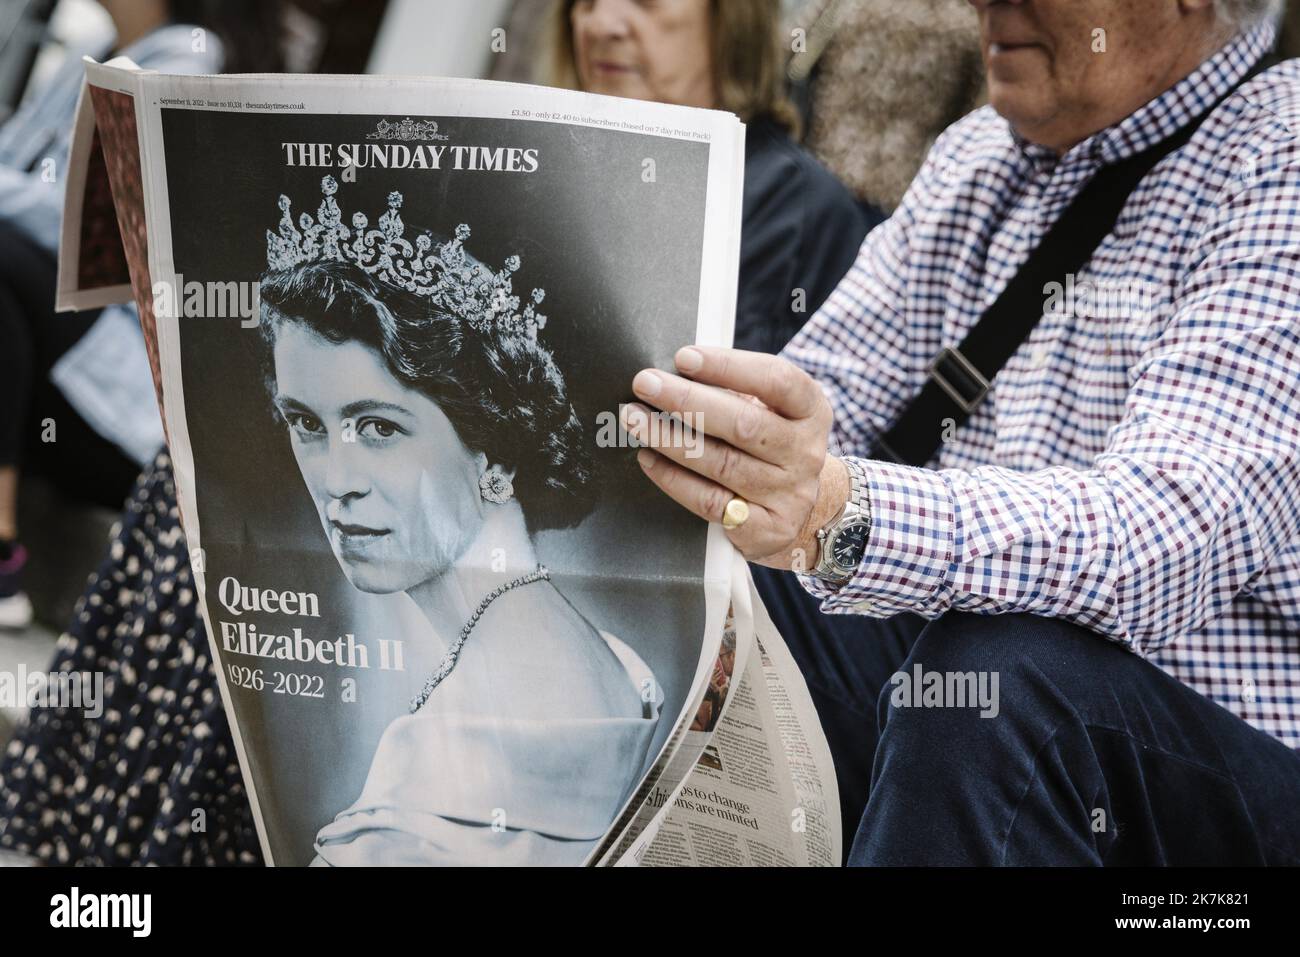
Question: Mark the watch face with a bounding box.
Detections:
[830,520,871,571]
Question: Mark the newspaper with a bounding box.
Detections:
[58,58,840,867]
[625,555,841,867]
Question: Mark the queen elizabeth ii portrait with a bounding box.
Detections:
[257,176,662,865]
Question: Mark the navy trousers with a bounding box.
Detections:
[752,566,1300,866]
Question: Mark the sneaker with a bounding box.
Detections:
[0,542,34,630]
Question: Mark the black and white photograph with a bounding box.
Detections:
[155,99,735,865]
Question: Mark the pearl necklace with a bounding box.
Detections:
[408,564,551,713]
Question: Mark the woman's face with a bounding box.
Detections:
[570,0,716,110]
[271,321,485,594]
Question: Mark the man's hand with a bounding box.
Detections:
[622,346,849,570]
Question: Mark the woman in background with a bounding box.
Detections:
[550,0,874,355]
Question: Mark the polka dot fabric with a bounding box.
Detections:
[0,452,262,865]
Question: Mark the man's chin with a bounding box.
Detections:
[988,87,1060,144]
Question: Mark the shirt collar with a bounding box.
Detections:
[1010,20,1276,172]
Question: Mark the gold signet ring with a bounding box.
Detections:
[721,496,750,530]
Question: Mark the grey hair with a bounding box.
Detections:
[1215,0,1285,27]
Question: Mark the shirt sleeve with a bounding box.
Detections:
[779,124,962,458]
[800,136,1300,656]
[0,29,224,254]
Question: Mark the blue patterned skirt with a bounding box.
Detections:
[0,452,262,865]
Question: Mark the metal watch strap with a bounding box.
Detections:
[841,455,873,559]
[812,457,871,583]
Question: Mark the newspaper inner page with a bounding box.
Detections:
[55,57,136,312]
[596,549,757,863]
[628,561,842,866]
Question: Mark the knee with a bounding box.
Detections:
[874,611,1107,763]
[903,610,1108,688]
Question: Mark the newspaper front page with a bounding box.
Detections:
[60,60,841,866]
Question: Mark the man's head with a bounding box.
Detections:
[966,0,1281,153]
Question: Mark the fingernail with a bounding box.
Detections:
[633,370,662,398]
[636,449,655,471]
[675,347,703,373]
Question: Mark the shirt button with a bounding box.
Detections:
[853,600,877,613]
[1241,678,1257,704]
[1030,347,1049,369]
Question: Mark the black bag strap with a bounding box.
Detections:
[869,51,1280,468]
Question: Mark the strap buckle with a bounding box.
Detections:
[927,346,990,414]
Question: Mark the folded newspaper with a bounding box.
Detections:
[57,59,841,867]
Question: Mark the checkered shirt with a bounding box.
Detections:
[784,22,1300,747]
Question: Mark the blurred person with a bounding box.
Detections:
[550,0,874,355]
[0,0,277,628]
[0,0,280,864]
[623,0,1300,865]
[790,0,986,214]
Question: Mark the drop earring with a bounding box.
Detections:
[479,464,514,504]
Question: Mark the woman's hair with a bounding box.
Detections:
[170,0,285,74]
[545,0,800,135]
[258,260,597,533]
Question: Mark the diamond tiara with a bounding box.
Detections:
[265,175,547,339]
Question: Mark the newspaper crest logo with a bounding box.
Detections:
[367,117,449,142]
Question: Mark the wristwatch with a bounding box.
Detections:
[811,457,872,585]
